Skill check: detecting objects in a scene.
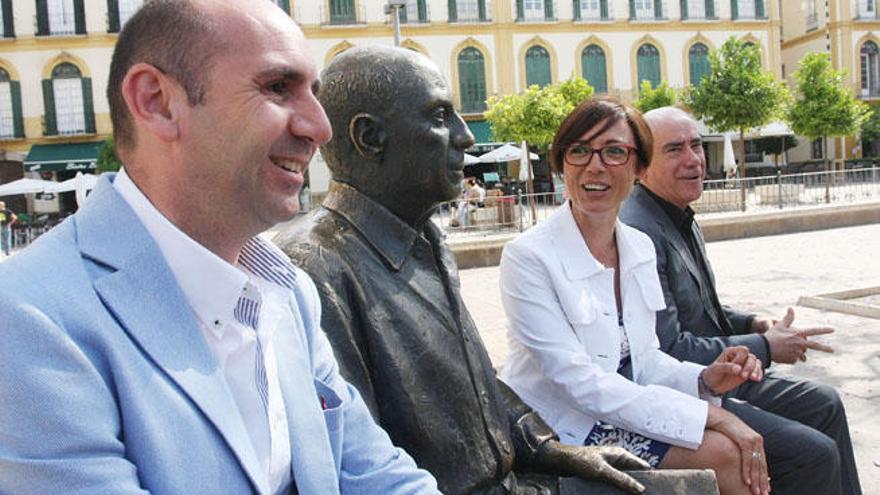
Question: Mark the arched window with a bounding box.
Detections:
[636,43,661,89]
[0,68,23,139]
[42,63,95,136]
[458,47,487,114]
[861,41,880,97]
[688,43,710,86]
[525,45,551,88]
[449,0,488,22]
[581,44,608,93]
[108,0,144,32]
[36,0,85,36]
[329,0,356,24]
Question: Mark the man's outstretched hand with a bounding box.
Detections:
[535,440,650,494]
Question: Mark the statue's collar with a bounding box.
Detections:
[322,181,423,271]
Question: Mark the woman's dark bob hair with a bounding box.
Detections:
[549,96,653,176]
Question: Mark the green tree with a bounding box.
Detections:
[787,52,870,202]
[485,75,594,151]
[859,107,880,156]
[683,37,788,210]
[96,137,123,173]
[751,135,798,166]
[634,80,676,113]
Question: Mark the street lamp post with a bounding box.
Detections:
[385,2,405,47]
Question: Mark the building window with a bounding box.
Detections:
[525,46,552,87]
[811,138,823,159]
[731,0,764,19]
[681,0,715,19]
[861,41,880,97]
[42,63,95,136]
[581,44,608,93]
[36,0,86,36]
[273,0,290,13]
[107,0,144,32]
[574,0,609,20]
[399,0,427,23]
[859,0,877,19]
[0,68,23,139]
[636,43,661,89]
[630,0,662,19]
[458,47,487,114]
[688,43,710,86]
[1,0,15,38]
[448,0,488,22]
[517,0,554,21]
[805,0,818,29]
[329,0,356,24]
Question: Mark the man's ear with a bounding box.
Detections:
[120,62,185,143]
[349,113,386,159]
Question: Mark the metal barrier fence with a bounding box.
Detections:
[437,167,880,237]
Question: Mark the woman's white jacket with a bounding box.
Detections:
[499,204,709,450]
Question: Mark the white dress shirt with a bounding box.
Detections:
[114,168,292,494]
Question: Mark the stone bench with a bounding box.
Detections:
[692,188,740,213]
[755,183,805,205]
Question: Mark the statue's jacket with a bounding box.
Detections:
[276,181,527,494]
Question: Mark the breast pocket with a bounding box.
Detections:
[313,378,347,470]
[558,287,616,368]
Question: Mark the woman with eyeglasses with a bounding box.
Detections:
[499,97,770,495]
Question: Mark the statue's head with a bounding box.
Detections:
[319,46,475,224]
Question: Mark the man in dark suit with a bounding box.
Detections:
[620,106,861,495]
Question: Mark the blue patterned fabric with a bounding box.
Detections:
[584,421,671,468]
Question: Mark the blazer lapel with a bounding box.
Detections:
[76,178,269,495]
[274,291,340,493]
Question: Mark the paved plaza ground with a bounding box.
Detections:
[460,223,880,492]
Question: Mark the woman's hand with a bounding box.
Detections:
[706,405,770,495]
[701,346,763,395]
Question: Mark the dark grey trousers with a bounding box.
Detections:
[725,371,861,495]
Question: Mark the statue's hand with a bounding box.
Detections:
[535,440,649,494]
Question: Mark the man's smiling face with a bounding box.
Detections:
[642,112,706,209]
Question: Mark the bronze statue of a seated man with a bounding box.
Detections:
[276,46,705,495]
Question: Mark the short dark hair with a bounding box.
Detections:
[318,46,426,182]
[107,0,228,152]
[549,96,653,175]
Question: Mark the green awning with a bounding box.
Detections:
[466,120,493,144]
[24,142,101,172]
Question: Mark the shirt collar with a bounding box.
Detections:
[322,181,420,271]
[638,182,695,234]
[113,168,297,336]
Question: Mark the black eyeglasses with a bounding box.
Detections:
[563,142,637,167]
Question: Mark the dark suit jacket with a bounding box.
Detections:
[620,184,770,366]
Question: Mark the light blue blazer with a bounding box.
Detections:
[0,176,438,494]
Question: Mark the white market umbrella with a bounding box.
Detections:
[478,143,538,163]
[0,178,55,196]
[463,153,481,165]
[722,133,737,174]
[45,172,99,194]
[518,141,532,181]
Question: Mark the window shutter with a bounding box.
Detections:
[107,0,120,32]
[706,0,715,17]
[545,0,554,19]
[82,78,95,133]
[654,0,662,18]
[36,0,49,35]
[680,0,688,19]
[478,0,487,20]
[756,0,765,18]
[629,0,635,18]
[418,0,427,21]
[42,79,57,136]
[573,0,581,21]
[74,0,86,34]
[582,46,608,93]
[2,0,14,37]
[11,81,23,138]
[600,0,608,18]
[278,0,290,13]
[448,0,457,22]
[516,0,524,20]
[731,0,738,19]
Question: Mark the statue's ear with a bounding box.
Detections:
[349,113,386,159]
